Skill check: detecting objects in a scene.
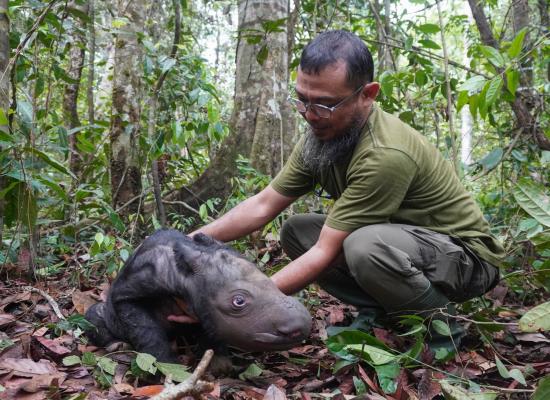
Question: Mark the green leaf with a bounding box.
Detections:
[431,320,452,336]
[415,70,428,86]
[256,44,268,65]
[160,57,176,74]
[456,91,469,112]
[485,77,503,107]
[513,179,550,227]
[519,301,550,332]
[533,376,550,400]
[417,23,440,34]
[508,369,527,386]
[418,39,441,50]
[379,71,394,98]
[399,111,414,123]
[495,356,510,378]
[478,147,503,171]
[480,46,505,68]
[0,108,8,125]
[506,69,520,94]
[156,362,191,382]
[82,352,97,366]
[508,28,528,58]
[95,232,104,246]
[374,362,400,394]
[23,147,77,179]
[353,376,367,395]
[136,353,157,375]
[97,357,117,375]
[62,355,81,366]
[239,363,263,381]
[458,76,486,94]
[344,344,397,365]
[440,380,499,400]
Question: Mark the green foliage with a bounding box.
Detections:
[518,301,550,332]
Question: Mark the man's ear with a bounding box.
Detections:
[363,82,380,100]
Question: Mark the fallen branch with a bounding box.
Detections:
[23,286,65,321]
[152,349,214,400]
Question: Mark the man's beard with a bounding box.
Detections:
[301,115,365,176]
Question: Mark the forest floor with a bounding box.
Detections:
[0,254,549,400]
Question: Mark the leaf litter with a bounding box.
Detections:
[0,267,548,399]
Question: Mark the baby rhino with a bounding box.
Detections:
[85,229,312,363]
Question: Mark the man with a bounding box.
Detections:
[179,30,504,347]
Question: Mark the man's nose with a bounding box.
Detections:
[304,106,320,122]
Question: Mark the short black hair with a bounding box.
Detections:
[299,30,374,88]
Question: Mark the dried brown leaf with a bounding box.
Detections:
[71,290,98,314]
[2,358,57,377]
[20,372,66,393]
[263,384,287,400]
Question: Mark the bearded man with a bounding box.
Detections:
[181,30,504,349]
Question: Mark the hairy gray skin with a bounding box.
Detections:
[85,230,312,364]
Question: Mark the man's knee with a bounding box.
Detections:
[281,213,325,260]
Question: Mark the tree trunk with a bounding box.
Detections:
[171,0,294,222]
[467,0,550,151]
[87,0,95,125]
[110,0,145,232]
[64,1,89,176]
[0,0,9,244]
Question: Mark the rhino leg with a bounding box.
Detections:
[114,301,178,363]
[85,303,117,347]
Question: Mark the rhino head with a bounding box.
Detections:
[176,233,312,352]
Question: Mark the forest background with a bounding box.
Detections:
[0,0,549,399]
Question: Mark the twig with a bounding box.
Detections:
[23,286,66,321]
[151,349,214,400]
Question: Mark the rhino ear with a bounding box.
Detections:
[174,242,202,274]
[192,233,217,246]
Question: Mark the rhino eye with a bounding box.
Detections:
[231,295,247,308]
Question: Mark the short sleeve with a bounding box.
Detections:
[271,137,315,197]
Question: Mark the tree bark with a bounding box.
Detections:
[0,0,9,244]
[110,0,145,231]
[467,0,550,150]
[87,0,95,125]
[64,1,89,176]
[171,0,295,222]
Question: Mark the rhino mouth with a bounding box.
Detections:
[252,331,307,346]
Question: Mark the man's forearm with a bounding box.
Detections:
[192,186,295,242]
[193,196,273,242]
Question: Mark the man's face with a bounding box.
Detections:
[294,61,375,141]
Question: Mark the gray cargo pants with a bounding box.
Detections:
[281,213,499,315]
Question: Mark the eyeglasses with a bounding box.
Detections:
[288,84,365,119]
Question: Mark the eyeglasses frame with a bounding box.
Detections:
[288,84,366,119]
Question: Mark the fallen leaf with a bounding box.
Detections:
[32,327,49,337]
[515,333,550,343]
[20,372,67,393]
[263,384,287,400]
[0,313,16,329]
[2,358,57,377]
[0,291,31,308]
[71,290,98,314]
[133,385,164,397]
[32,336,72,358]
[113,383,134,395]
[326,304,346,325]
[417,369,441,400]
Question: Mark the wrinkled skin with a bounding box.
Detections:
[85,230,312,363]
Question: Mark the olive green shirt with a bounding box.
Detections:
[271,104,505,266]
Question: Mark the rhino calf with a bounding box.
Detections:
[85,229,312,363]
